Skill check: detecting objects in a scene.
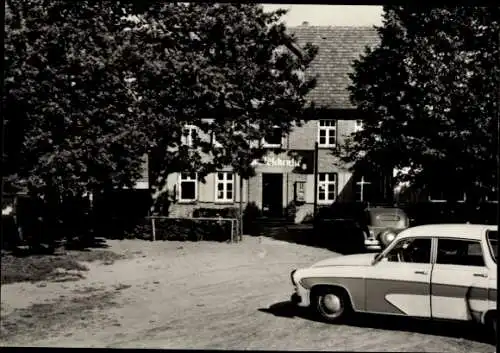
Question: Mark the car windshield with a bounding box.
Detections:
[487,230,497,263]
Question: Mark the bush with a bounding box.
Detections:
[242,202,262,235]
[123,217,234,242]
[193,207,239,219]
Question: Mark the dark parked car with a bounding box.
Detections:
[315,204,410,253]
[362,207,409,251]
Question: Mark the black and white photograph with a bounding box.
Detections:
[1,2,498,351]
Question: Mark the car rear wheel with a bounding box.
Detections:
[485,311,497,343]
[312,287,352,323]
[490,315,497,343]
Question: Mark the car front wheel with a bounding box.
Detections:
[312,287,352,323]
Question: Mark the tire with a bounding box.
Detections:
[490,314,497,343]
[311,287,353,324]
[485,311,497,344]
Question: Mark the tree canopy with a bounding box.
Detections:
[4,1,317,200]
[4,0,318,239]
[338,6,499,202]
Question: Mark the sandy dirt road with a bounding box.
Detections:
[0,236,495,351]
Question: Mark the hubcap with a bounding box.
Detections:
[321,294,342,314]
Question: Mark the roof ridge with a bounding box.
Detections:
[288,25,377,29]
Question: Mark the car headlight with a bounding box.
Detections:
[290,269,297,285]
[380,230,396,245]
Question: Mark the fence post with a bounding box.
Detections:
[230,219,234,243]
[151,217,156,242]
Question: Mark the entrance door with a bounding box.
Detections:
[262,173,283,217]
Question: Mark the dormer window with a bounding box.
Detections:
[262,126,283,148]
[354,120,364,132]
[181,125,197,147]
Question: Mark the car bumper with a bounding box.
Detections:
[364,238,382,250]
[291,287,310,307]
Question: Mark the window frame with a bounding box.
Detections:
[428,190,467,203]
[178,172,198,202]
[384,237,433,264]
[214,171,235,203]
[317,120,337,148]
[181,124,197,147]
[354,175,372,202]
[262,126,284,148]
[486,230,497,264]
[485,186,498,203]
[435,237,487,268]
[354,120,364,133]
[317,172,337,204]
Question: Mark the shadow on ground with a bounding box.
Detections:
[64,236,110,250]
[257,225,367,255]
[259,301,494,345]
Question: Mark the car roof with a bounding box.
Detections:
[398,223,498,241]
[366,207,406,215]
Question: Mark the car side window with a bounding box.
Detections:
[436,239,485,267]
[386,238,432,264]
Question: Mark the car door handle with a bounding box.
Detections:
[414,270,428,275]
[473,273,488,278]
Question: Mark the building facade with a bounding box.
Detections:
[159,26,384,223]
[133,25,497,222]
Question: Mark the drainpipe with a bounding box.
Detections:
[313,142,319,227]
[239,175,243,240]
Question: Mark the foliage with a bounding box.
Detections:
[337,6,499,202]
[120,3,318,212]
[5,1,317,247]
[4,1,149,197]
[126,218,234,242]
[1,250,123,285]
[242,202,262,235]
[193,207,240,219]
[5,1,317,232]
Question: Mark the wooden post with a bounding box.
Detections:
[151,217,156,242]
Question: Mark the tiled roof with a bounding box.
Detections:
[289,26,380,110]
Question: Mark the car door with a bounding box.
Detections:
[431,237,491,321]
[365,237,433,318]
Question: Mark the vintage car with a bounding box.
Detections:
[290,224,497,335]
[362,207,409,251]
[314,206,409,253]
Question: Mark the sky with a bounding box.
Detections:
[262,5,383,27]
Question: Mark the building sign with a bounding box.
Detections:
[251,156,307,170]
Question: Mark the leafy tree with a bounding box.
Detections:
[4,1,317,245]
[4,1,153,247]
[4,1,150,196]
[338,6,499,203]
[119,3,317,212]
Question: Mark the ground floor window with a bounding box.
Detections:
[428,189,466,203]
[354,175,372,202]
[485,187,498,203]
[318,173,337,203]
[216,172,234,202]
[179,173,197,202]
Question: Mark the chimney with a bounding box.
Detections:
[302,21,309,26]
